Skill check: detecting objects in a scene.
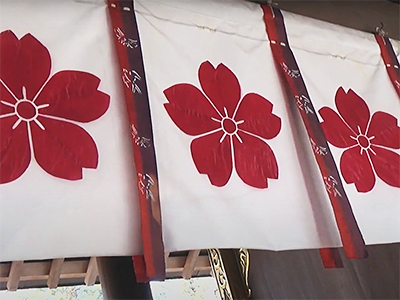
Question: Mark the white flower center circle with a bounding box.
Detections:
[210,107,245,144]
[350,126,376,155]
[222,117,238,135]
[0,86,49,130]
[16,100,38,121]
[356,134,370,149]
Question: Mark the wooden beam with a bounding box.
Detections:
[7,261,23,291]
[47,259,63,289]
[182,250,201,279]
[84,257,99,286]
[47,258,64,289]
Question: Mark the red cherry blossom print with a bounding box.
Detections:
[164,61,281,188]
[0,30,110,183]
[319,87,400,192]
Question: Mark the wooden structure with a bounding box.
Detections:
[0,250,211,291]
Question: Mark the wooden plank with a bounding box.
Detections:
[165,256,186,270]
[7,261,23,291]
[61,260,89,275]
[84,257,98,286]
[20,261,51,277]
[2,272,89,284]
[182,250,200,279]
[20,275,48,281]
[165,255,210,272]
[0,263,11,277]
[47,258,64,288]
[19,261,51,277]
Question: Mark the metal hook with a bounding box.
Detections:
[375,22,387,37]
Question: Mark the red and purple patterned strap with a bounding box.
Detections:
[375,34,400,99]
[107,0,165,281]
[261,5,368,267]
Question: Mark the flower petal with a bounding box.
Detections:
[198,61,240,117]
[0,82,17,114]
[335,87,370,135]
[31,117,98,180]
[164,83,220,136]
[319,107,357,148]
[368,112,400,149]
[370,146,400,188]
[233,132,278,188]
[340,146,375,192]
[235,93,281,140]
[0,117,31,183]
[35,71,110,123]
[190,130,232,187]
[0,30,51,100]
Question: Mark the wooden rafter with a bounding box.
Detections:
[182,250,201,279]
[84,257,99,286]
[47,258,64,288]
[6,261,23,291]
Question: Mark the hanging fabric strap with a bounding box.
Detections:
[107,0,165,281]
[261,5,368,266]
[375,35,400,98]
